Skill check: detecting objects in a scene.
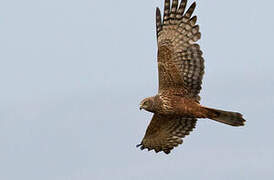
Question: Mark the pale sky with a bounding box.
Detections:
[0,0,273,179]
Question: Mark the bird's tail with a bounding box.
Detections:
[203,107,246,126]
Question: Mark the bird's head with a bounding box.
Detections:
[139,97,155,112]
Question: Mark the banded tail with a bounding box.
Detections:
[204,107,246,126]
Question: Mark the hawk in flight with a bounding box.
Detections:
[137,0,245,154]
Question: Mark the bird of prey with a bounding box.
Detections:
[137,0,245,154]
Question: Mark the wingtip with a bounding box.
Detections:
[136,143,142,148]
[188,1,197,13]
[137,143,173,154]
[156,7,161,16]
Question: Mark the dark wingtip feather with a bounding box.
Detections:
[170,0,179,18]
[190,16,197,26]
[156,7,162,37]
[156,7,161,15]
[163,0,171,24]
[136,143,142,148]
[185,2,196,18]
[177,0,187,17]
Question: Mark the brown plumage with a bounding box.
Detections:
[137,0,246,154]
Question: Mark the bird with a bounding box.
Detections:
[137,0,246,154]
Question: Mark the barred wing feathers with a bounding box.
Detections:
[137,114,197,154]
[156,0,204,100]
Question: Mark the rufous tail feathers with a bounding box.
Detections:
[204,107,246,126]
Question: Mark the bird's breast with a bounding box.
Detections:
[157,94,200,116]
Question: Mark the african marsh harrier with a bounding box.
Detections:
[137,0,245,154]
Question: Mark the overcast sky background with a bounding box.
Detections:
[0,0,273,179]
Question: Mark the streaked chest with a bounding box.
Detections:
[156,93,197,116]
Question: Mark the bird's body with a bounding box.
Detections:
[142,94,205,117]
[137,0,246,154]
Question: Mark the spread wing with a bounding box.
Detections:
[136,114,197,154]
[156,0,204,101]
